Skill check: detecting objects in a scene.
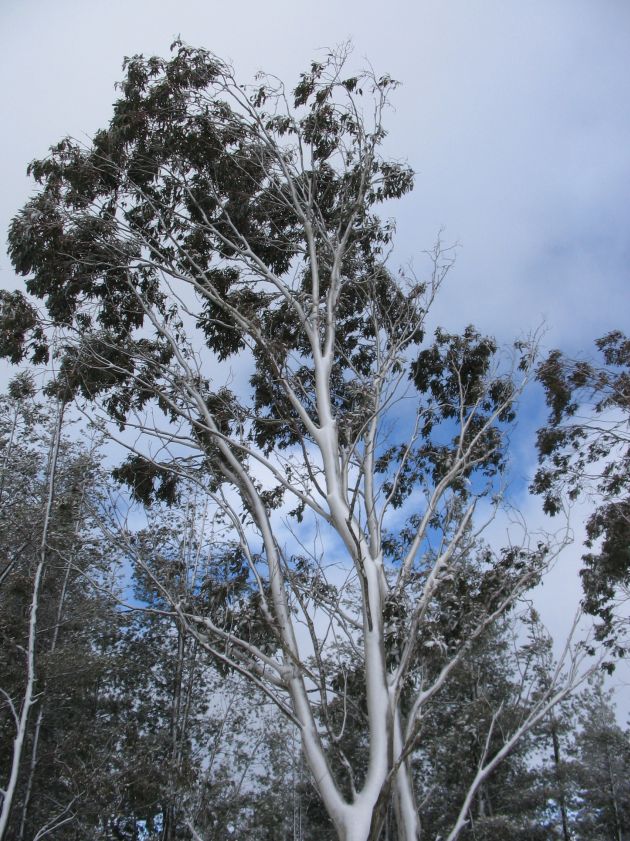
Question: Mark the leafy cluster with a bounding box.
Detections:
[2,43,416,464]
[533,332,630,647]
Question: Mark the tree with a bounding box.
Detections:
[0,378,70,840]
[2,43,595,841]
[413,613,548,841]
[571,678,630,841]
[533,331,630,652]
[0,380,127,840]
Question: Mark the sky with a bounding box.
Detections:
[1,1,629,706]
[2,0,629,347]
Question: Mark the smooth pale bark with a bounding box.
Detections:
[392,711,422,841]
[0,558,46,841]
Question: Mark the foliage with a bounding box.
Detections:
[533,332,630,651]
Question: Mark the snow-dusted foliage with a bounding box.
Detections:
[2,44,598,840]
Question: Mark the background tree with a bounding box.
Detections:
[571,677,630,841]
[0,383,280,840]
[413,620,542,840]
[0,380,125,840]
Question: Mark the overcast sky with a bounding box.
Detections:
[2,0,629,346]
[2,0,629,705]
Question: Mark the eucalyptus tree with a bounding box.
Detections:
[2,43,593,841]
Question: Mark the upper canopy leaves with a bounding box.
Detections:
[2,42,521,515]
[4,44,418,452]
